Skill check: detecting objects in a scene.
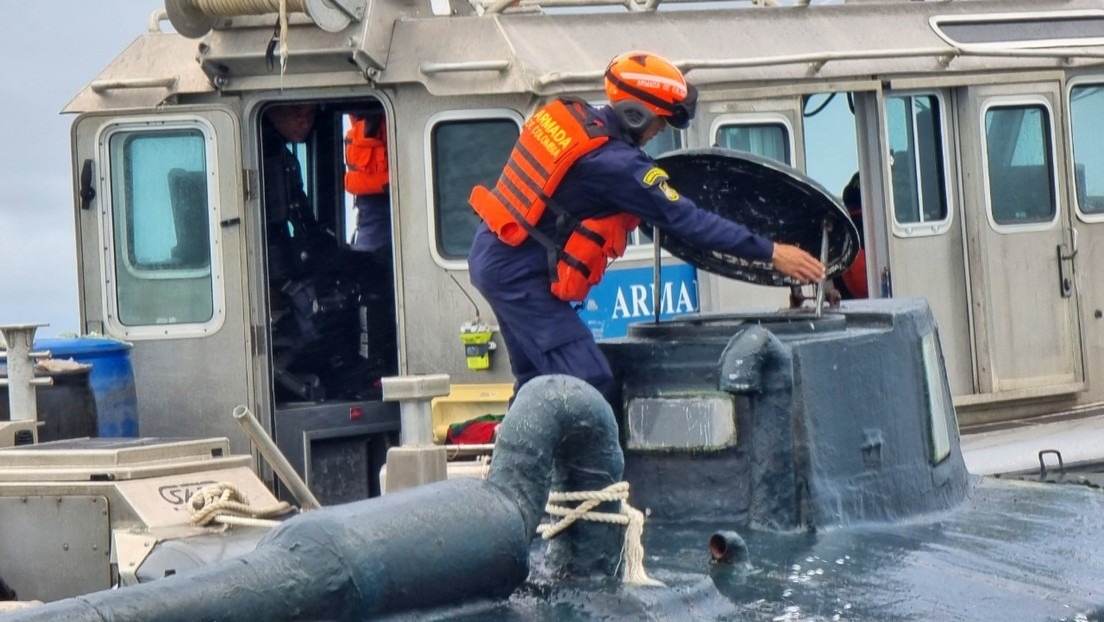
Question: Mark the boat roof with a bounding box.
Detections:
[66,0,1104,112]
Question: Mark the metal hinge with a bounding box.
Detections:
[243,169,258,202]
[250,324,265,357]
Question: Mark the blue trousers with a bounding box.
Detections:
[476,284,614,400]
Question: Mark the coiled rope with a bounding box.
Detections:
[191,0,307,73]
[538,481,664,586]
[189,482,295,528]
[192,0,306,15]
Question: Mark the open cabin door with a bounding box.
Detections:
[956,82,1084,403]
[73,108,253,449]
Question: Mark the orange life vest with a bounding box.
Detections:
[470,99,638,302]
[840,248,868,299]
[345,118,389,196]
[551,212,640,302]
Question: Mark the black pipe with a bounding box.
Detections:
[488,374,625,577]
[4,374,623,621]
[718,325,799,531]
[708,530,750,565]
[3,479,527,622]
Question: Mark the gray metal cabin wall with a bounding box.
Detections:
[390,84,525,385]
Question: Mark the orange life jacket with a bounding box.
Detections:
[470,99,638,302]
[839,248,868,299]
[345,118,389,196]
[551,212,640,302]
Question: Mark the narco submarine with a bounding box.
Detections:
[4,0,1104,620]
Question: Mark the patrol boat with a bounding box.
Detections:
[4,0,1104,618]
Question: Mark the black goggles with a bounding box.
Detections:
[605,70,698,130]
[666,84,698,129]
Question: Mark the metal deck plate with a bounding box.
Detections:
[0,437,248,482]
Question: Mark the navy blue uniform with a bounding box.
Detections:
[469,105,774,398]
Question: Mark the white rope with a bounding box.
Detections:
[279,0,289,73]
[190,0,306,74]
[538,482,664,587]
[189,482,295,529]
[192,0,307,16]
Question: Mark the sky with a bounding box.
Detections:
[0,0,166,338]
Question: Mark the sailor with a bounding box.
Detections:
[261,103,333,399]
[834,172,868,299]
[262,103,320,289]
[344,112,392,255]
[343,111,397,387]
[468,51,826,399]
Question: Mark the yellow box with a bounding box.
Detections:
[430,382,513,444]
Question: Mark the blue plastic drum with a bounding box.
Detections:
[34,337,139,437]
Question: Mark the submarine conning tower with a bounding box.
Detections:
[601,297,971,531]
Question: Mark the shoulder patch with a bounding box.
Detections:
[641,166,669,187]
[659,180,680,201]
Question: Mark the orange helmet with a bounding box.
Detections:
[604,51,698,130]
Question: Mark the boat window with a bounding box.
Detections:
[983,103,1057,227]
[886,94,950,232]
[933,14,1104,50]
[714,123,790,164]
[921,330,954,465]
[803,92,859,194]
[105,124,216,327]
[1069,83,1104,218]
[430,117,520,259]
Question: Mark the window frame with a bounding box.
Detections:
[884,90,955,239]
[1066,77,1104,223]
[424,108,524,270]
[931,9,1104,51]
[709,112,795,167]
[98,115,226,338]
[979,95,1061,234]
[623,112,793,263]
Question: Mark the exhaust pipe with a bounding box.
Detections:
[4,375,622,621]
[719,325,799,531]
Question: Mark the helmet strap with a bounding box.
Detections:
[605,68,680,117]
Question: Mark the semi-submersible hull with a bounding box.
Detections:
[6,298,1104,621]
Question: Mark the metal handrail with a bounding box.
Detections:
[90,77,179,93]
[533,44,1104,90]
[419,60,512,75]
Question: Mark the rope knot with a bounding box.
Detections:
[188,482,294,528]
[538,481,663,587]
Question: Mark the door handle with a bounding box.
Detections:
[1056,244,1074,298]
[1058,226,1079,260]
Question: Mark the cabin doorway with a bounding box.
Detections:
[258,99,399,405]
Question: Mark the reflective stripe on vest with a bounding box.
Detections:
[469,99,610,247]
[345,118,389,196]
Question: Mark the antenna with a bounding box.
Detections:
[448,273,482,323]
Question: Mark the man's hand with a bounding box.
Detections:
[771,242,826,284]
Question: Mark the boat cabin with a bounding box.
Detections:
[60,0,1104,500]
